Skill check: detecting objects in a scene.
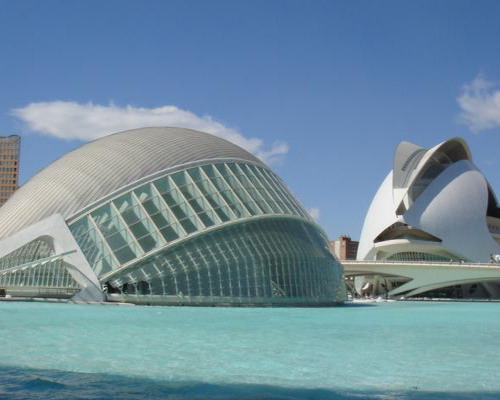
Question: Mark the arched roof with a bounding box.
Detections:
[393,141,425,189]
[393,137,472,192]
[358,138,500,262]
[0,127,263,239]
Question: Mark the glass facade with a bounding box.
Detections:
[68,161,343,305]
[106,219,340,305]
[69,162,310,278]
[0,238,79,292]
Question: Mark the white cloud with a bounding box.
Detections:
[458,74,500,132]
[11,101,288,164]
[307,207,320,221]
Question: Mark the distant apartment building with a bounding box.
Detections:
[0,135,20,207]
[329,235,359,260]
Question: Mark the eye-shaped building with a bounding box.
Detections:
[355,138,500,298]
[0,127,345,305]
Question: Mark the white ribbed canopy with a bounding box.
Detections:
[0,127,263,239]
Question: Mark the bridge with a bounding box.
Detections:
[342,260,500,297]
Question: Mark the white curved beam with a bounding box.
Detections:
[344,260,500,298]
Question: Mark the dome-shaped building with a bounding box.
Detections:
[0,127,345,305]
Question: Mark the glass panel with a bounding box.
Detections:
[160,224,180,242]
[216,164,262,215]
[207,172,248,218]
[258,167,306,217]
[114,194,160,253]
[161,187,182,208]
[91,204,140,265]
[188,167,204,182]
[70,217,115,276]
[171,171,189,187]
[239,164,283,214]
[171,202,190,221]
[154,177,174,195]
[198,211,215,227]
[179,217,197,234]
[135,184,185,242]
[190,172,232,222]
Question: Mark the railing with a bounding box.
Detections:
[343,259,500,268]
[37,287,80,296]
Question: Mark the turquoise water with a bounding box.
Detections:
[0,301,499,399]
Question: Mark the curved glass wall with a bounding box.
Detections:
[105,218,342,305]
[69,162,311,279]
[0,238,79,293]
[68,161,344,305]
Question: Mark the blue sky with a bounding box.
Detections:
[1,0,500,240]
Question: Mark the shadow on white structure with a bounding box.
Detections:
[352,138,500,298]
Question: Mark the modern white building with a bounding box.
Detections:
[0,127,345,305]
[353,137,500,298]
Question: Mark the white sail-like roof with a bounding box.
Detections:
[357,137,500,262]
[0,127,263,239]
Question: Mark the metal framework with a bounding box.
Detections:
[0,127,345,306]
[67,161,343,305]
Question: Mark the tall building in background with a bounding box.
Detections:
[0,135,20,207]
[330,235,359,260]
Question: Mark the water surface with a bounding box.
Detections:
[0,301,499,399]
